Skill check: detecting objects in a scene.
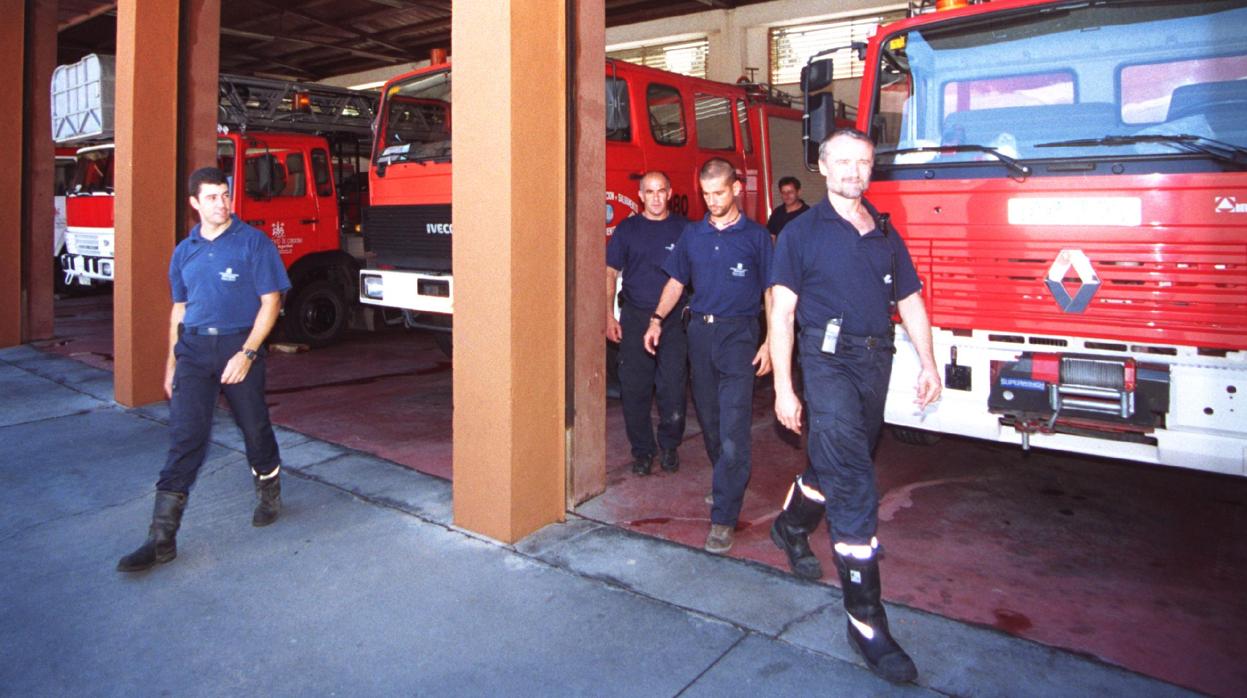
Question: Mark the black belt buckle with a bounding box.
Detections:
[864,336,881,349]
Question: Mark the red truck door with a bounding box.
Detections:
[234,136,319,266]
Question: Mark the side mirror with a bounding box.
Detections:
[802,58,836,170]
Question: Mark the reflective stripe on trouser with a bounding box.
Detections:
[797,330,893,544]
[688,316,759,527]
[618,301,688,458]
[157,332,281,494]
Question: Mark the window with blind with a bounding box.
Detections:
[769,12,906,86]
[608,38,709,79]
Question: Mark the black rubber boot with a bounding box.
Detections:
[117,491,187,572]
[834,548,918,684]
[769,477,825,580]
[252,468,282,527]
[631,454,653,476]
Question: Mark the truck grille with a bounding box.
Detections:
[363,204,452,272]
[73,233,102,256]
[923,239,1247,350]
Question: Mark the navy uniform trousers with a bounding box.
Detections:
[688,315,759,526]
[157,329,281,494]
[797,329,894,544]
[618,301,688,459]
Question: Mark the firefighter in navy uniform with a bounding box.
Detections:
[644,158,773,555]
[768,129,941,683]
[607,171,690,475]
[118,167,291,573]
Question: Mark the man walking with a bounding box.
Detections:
[768,129,941,683]
[118,166,291,572]
[607,171,689,476]
[645,158,772,555]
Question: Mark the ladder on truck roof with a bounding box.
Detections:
[218,73,377,138]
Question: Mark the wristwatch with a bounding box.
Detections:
[242,348,259,361]
[650,313,665,323]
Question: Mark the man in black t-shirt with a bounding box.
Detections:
[607,171,689,476]
[765,176,810,239]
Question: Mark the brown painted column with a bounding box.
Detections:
[452,0,569,542]
[113,0,181,406]
[178,0,220,231]
[568,0,607,506]
[0,0,26,348]
[20,0,56,342]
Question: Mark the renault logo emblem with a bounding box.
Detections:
[1045,249,1100,313]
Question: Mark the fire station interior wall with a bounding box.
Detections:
[1,0,27,348]
[451,0,571,543]
[605,0,892,104]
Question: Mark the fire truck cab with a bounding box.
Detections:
[359,59,807,342]
[803,0,1247,475]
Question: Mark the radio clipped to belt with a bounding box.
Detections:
[821,315,843,354]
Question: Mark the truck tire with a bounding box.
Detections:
[284,279,346,348]
[891,426,942,446]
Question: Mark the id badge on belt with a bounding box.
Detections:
[821,316,843,354]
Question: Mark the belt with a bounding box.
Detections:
[838,332,895,350]
[183,325,250,336]
[693,313,752,324]
[802,326,894,350]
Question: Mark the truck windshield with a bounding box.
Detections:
[375,70,451,165]
[73,148,114,194]
[872,0,1247,169]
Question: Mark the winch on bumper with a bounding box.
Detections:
[988,352,1170,448]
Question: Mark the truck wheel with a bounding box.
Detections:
[433,332,453,358]
[891,426,942,446]
[284,279,346,348]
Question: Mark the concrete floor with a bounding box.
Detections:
[35,294,1247,696]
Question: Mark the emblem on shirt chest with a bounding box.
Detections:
[730,262,748,278]
[219,267,239,282]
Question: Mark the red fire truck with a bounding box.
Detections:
[358,59,809,353]
[802,0,1246,475]
[55,55,375,346]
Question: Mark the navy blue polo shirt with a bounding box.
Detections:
[663,213,773,318]
[606,212,688,311]
[770,197,921,337]
[169,215,291,329]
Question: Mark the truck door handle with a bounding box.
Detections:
[301,218,318,224]
[629,172,644,180]
[246,219,265,226]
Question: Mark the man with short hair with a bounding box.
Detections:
[768,128,941,683]
[645,158,773,555]
[607,171,689,476]
[766,176,810,239]
[117,166,291,573]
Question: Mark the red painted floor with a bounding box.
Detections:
[36,293,1247,696]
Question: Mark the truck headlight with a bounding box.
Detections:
[362,274,384,299]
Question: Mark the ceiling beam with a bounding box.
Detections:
[248,0,417,59]
[220,26,403,62]
[59,2,117,32]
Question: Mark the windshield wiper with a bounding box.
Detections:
[1036,134,1247,166]
[876,144,1032,177]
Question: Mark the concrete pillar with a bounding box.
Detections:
[452,0,573,542]
[21,0,56,342]
[113,1,181,406]
[568,0,607,507]
[0,0,26,348]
